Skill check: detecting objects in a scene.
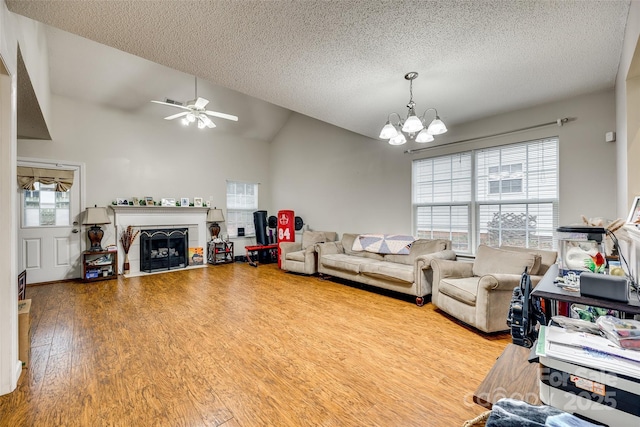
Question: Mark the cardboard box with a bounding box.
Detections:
[18,299,31,368]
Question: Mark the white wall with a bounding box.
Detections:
[17,94,273,249]
[271,89,617,239]
[616,0,640,217]
[270,113,410,236]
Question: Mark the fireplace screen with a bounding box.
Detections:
[140,228,188,273]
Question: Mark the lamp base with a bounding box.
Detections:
[87,225,104,252]
[209,222,221,240]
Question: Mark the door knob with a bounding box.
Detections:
[72,229,79,233]
[73,221,79,226]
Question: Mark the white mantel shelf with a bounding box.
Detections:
[110,206,210,214]
[110,206,210,276]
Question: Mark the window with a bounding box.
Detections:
[226,181,258,238]
[23,182,70,227]
[413,137,558,253]
[413,152,472,252]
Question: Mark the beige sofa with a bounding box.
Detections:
[431,244,557,333]
[280,230,338,275]
[316,233,456,306]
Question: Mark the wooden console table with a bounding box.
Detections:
[473,343,541,409]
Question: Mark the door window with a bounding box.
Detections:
[23,182,70,227]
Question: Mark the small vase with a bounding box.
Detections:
[123,253,130,274]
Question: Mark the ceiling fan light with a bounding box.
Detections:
[402,114,423,133]
[379,122,399,139]
[197,119,206,129]
[388,133,407,146]
[427,116,447,135]
[415,129,434,143]
[181,118,189,126]
[187,112,196,123]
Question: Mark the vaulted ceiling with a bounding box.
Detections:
[7,0,632,141]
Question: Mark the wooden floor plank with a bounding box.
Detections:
[1,263,510,426]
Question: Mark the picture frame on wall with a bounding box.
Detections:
[626,196,640,225]
[181,197,190,207]
[194,197,203,207]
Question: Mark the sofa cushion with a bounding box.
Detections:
[320,254,379,274]
[438,277,479,305]
[302,231,330,250]
[499,245,557,275]
[285,250,306,262]
[359,261,414,283]
[472,245,539,277]
[385,239,449,265]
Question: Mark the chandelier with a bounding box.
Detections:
[379,72,448,145]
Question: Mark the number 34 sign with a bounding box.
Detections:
[277,210,295,267]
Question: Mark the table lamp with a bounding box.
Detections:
[207,208,225,240]
[83,206,111,251]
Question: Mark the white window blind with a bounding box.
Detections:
[476,138,558,249]
[413,152,472,252]
[412,137,558,253]
[226,181,258,238]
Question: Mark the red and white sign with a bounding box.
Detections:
[277,210,295,267]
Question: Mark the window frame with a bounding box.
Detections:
[412,137,559,255]
[226,181,259,238]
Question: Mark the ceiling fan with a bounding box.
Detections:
[151,77,238,129]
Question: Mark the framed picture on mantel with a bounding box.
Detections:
[161,198,176,207]
[194,197,203,207]
[180,198,190,207]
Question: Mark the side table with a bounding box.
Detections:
[208,241,234,265]
[473,343,541,409]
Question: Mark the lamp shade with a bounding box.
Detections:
[82,207,111,225]
[427,116,447,135]
[388,133,407,146]
[415,129,435,143]
[379,122,399,139]
[401,114,424,133]
[207,208,225,223]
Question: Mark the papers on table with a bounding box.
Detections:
[536,325,640,379]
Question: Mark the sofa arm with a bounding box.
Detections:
[415,250,458,271]
[431,259,474,279]
[316,241,343,257]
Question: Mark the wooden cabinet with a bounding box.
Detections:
[208,241,234,265]
[82,250,117,282]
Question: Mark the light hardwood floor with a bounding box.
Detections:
[0,263,510,426]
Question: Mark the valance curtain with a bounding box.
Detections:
[17,166,74,192]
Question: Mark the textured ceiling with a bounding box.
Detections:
[6,0,632,141]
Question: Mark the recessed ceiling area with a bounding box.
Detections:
[6,0,632,140]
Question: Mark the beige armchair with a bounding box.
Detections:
[280,231,338,275]
[431,245,557,333]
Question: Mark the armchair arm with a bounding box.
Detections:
[414,250,458,296]
[477,273,523,292]
[279,241,302,259]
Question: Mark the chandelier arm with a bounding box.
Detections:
[418,108,438,121]
[387,112,404,125]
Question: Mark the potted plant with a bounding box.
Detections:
[119,225,139,274]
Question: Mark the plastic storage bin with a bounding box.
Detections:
[556,226,607,277]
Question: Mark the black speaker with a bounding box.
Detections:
[268,215,277,228]
[254,210,268,245]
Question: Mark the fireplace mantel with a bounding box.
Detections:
[110,206,209,277]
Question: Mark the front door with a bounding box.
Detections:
[18,161,82,284]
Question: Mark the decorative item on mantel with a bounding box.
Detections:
[207,208,225,241]
[119,225,140,274]
[82,206,111,251]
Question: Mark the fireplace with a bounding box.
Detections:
[140,228,188,273]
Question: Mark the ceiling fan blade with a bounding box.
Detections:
[151,100,190,110]
[204,110,238,121]
[199,114,216,128]
[194,97,209,109]
[164,111,189,120]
